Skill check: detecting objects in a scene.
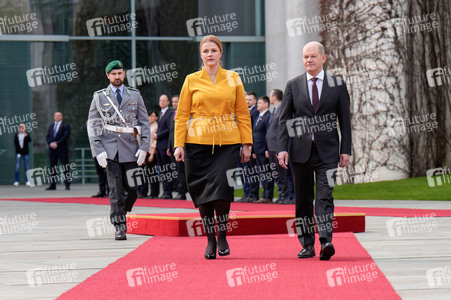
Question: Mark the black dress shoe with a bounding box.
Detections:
[174,194,186,200]
[205,245,217,259]
[218,248,230,256]
[65,186,70,190]
[298,245,316,258]
[115,228,127,240]
[237,196,248,202]
[161,194,173,199]
[45,186,56,190]
[320,242,335,261]
[91,191,105,198]
[246,197,258,203]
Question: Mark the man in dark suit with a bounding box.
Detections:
[167,94,187,200]
[153,94,174,199]
[237,91,260,202]
[45,112,71,190]
[253,96,274,203]
[266,89,292,204]
[277,41,352,260]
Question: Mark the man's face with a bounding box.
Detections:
[269,91,276,105]
[159,95,169,109]
[54,112,63,122]
[106,69,125,87]
[172,96,179,109]
[303,44,326,76]
[257,99,268,112]
[246,95,257,108]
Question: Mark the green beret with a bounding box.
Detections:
[105,60,124,74]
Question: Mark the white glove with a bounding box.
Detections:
[135,149,147,166]
[96,151,108,168]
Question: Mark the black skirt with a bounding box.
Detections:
[184,143,240,207]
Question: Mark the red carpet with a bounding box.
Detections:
[3,197,451,217]
[57,233,399,300]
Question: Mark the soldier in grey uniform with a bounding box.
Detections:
[87,60,150,240]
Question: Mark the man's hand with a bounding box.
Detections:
[174,147,184,162]
[50,142,58,149]
[339,154,350,168]
[135,150,147,166]
[166,149,171,156]
[265,151,269,159]
[277,152,289,169]
[252,153,256,159]
[96,151,108,168]
[241,144,251,164]
[148,153,154,162]
[152,133,158,140]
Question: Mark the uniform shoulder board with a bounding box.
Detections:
[127,86,139,92]
[94,88,107,94]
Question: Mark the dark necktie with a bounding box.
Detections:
[312,78,319,112]
[116,89,122,105]
[53,123,58,136]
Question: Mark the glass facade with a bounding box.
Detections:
[0,0,265,184]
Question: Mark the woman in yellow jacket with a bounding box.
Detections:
[174,35,252,259]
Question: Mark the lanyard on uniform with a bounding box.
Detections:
[103,91,128,126]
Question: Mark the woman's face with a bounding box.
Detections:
[200,41,222,68]
[149,113,158,124]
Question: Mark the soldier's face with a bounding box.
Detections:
[107,69,125,87]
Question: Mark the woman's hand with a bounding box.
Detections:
[240,144,251,163]
[174,146,185,162]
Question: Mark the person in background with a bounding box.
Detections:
[252,96,274,203]
[167,94,188,200]
[266,89,292,204]
[153,94,174,199]
[45,112,71,190]
[237,91,260,202]
[140,110,160,199]
[13,123,31,186]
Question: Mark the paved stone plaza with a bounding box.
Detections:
[0,184,450,299]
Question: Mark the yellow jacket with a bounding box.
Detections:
[174,67,253,148]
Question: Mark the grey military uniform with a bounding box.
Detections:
[87,84,150,162]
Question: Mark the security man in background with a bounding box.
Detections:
[87,60,150,240]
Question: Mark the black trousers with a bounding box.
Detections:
[94,158,108,194]
[156,148,174,196]
[255,152,274,199]
[291,144,337,247]
[48,148,70,187]
[106,157,138,226]
[139,154,160,197]
[268,151,289,198]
